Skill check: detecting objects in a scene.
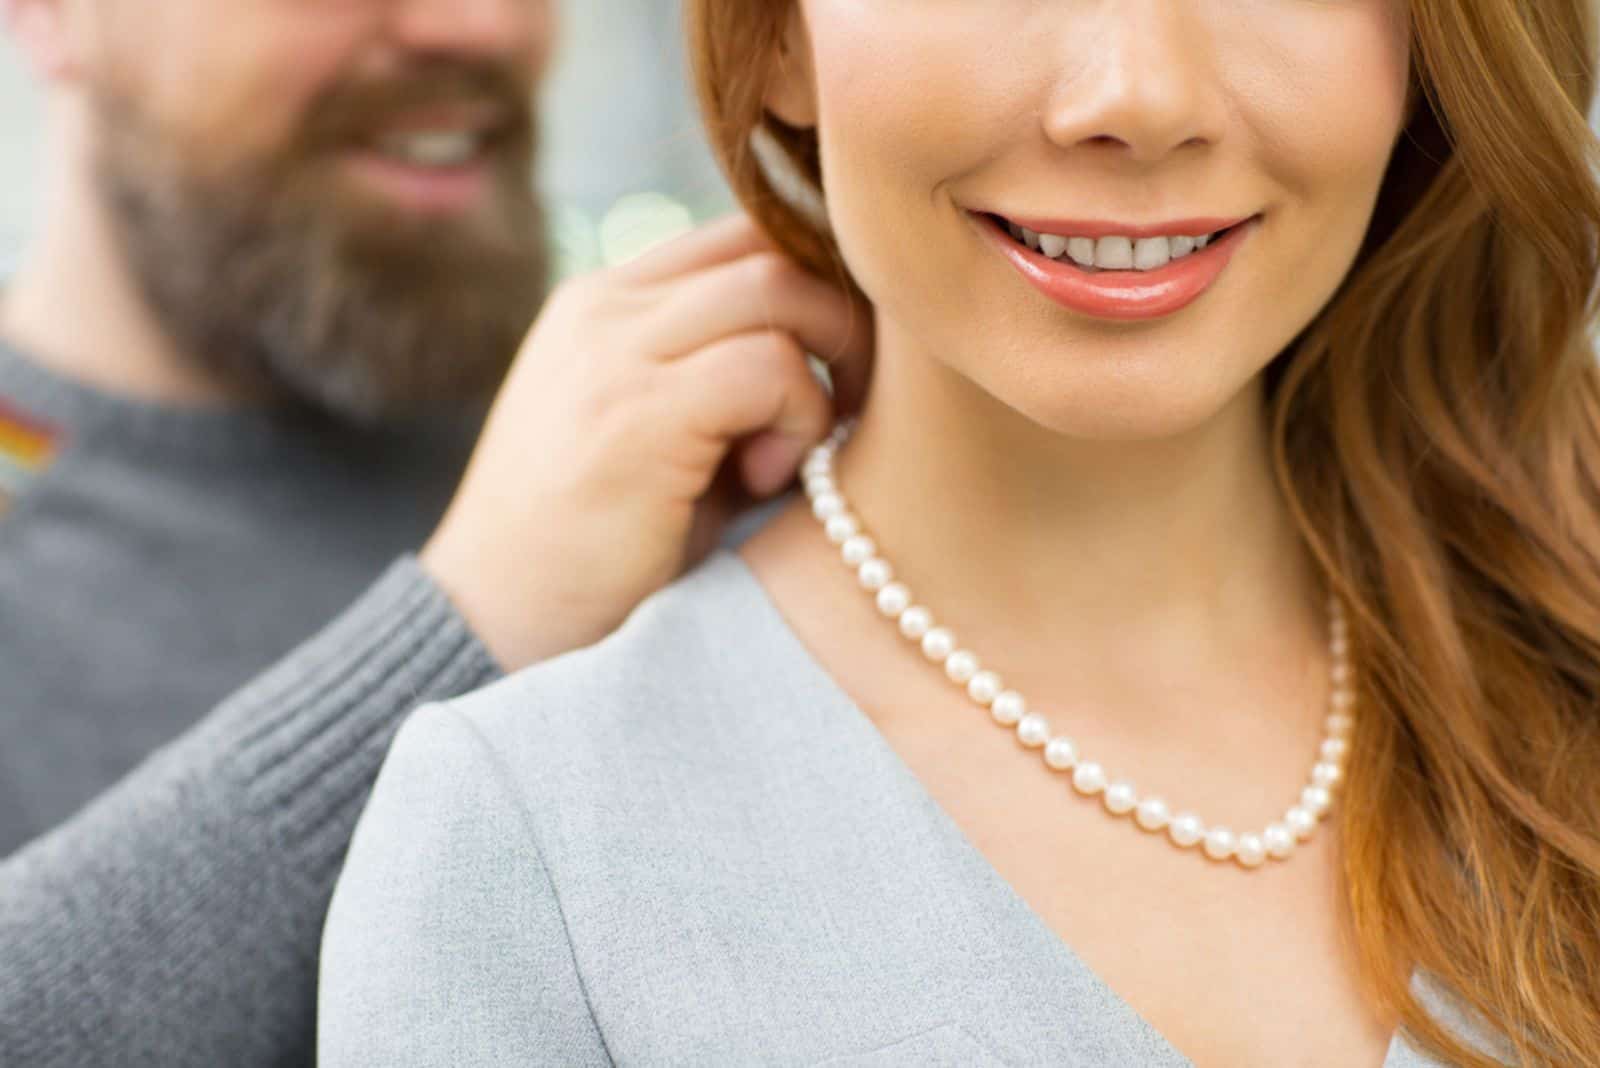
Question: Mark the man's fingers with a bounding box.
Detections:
[671,330,834,495]
[646,251,872,376]
[736,431,810,498]
[613,212,776,285]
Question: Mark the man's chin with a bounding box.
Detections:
[91,76,548,425]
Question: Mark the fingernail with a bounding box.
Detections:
[742,433,806,497]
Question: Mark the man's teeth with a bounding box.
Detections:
[377,130,483,168]
[1006,221,1216,271]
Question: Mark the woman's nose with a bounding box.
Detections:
[1039,0,1226,165]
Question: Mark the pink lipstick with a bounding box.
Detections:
[973,211,1260,321]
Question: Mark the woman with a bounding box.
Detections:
[318,1,1600,1064]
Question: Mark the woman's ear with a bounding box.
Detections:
[763,5,818,129]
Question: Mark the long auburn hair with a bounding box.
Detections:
[686,2,1600,1064]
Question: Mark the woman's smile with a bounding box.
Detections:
[968,209,1264,321]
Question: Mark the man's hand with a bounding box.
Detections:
[420,213,872,671]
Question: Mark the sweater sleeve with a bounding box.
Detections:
[317,703,609,1067]
[0,556,503,1068]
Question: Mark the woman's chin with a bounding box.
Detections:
[993,380,1256,446]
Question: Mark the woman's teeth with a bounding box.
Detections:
[1006,222,1217,272]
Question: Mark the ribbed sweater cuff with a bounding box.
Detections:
[214,555,504,890]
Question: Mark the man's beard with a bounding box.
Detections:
[90,61,550,424]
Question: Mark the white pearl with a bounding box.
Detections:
[1103,781,1138,815]
[1135,797,1170,831]
[875,582,911,618]
[1017,714,1050,748]
[841,535,876,567]
[921,627,955,662]
[1168,813,1205,848]
[811,492,845,521]
[824,514,860,545]
[1286,806,1317,840]
[858,558,892,592]
[944,650,980,685]
[1071,761,1107,795]
[1203,827,1237,860]
[966,671,1003,706]
[1234,833,1267,868]
[809,420,1336,875]
[991,691,1026,726]
[1043,736,1077,769]
[898,606,933,641]
[1311,761,1342,788]
[1263,822,1296,859]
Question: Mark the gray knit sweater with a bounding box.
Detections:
[0,340,504,1066]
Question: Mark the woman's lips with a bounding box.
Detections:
[974,211,1260,321]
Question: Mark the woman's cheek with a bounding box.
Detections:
[807,29,1022,306]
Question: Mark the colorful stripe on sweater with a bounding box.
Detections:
[0,397,61,517]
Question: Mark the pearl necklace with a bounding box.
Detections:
[801,420,1356,870]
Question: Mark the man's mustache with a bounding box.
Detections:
[296,60,537,155]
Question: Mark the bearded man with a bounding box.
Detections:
[0,0,870,1064]
[0,0,551,850]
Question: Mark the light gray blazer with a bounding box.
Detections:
[318,549,1512,1066]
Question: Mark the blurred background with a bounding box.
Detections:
[0,1,735,282]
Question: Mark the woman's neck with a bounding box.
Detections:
[828,328,1329,737]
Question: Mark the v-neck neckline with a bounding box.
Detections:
[707,547,1460,1067]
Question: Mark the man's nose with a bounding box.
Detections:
[385,0,551,67]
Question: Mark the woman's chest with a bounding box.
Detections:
[878,713,1399,1068]
[530,681,1470,1067]
[536,741,1200,1065]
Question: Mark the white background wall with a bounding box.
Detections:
[0,2,731,280]
[0,31,42,277]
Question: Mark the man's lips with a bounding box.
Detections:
[334,104,525,215]
[341,151,495,215]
